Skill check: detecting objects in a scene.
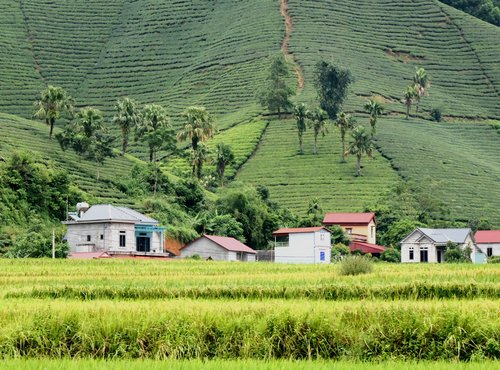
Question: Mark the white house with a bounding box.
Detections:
[400,228,484,263]
[272,227,331,264]
[475,230,500,259]
[180,235,257,261]
[64,203,166,255]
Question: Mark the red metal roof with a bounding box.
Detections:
[349,241,386,254]
[475,230,500,244]
[202,235,257,254]
[69,252,111,259]
[272,227,329,236]
[323,212,375,225]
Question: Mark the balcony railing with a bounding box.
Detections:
[275,242,289,248]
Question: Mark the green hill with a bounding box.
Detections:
[0,0,498,226]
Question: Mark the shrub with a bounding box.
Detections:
[444,241,471,263]
[430,108,442,122]
[339,255,373,276]
[380,247,401,263]
[488,256,500,264]
[331,243,350,261]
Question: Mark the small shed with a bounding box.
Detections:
[349,241,386,257]
[475,230,500,259]
[180,235,256,262]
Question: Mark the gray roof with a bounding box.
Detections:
[417,228,472,244]
[77,204,158,224]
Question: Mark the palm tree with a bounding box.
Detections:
[213,143,235,185]
[335,111,356,162]
[307,108,328,155]
[307,197,323,226]
[364,99,383,137]
[177,106,216,151]
[413,68,430,113]
[33,85,73,139]
[136,104,173,162]
[293,103,308,154]
[403,85,417,119]
[345,125,373,176]
[112,97,141,155]
[191,143,210,179]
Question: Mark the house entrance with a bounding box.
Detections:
[136,236,150,252]
[437,249,444,263]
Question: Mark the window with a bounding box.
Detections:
[409,248,414,261]
[86,235,91,242]
[487,248,493,257]
[371,226,375,238]
[420,248,428,263]
[320,233,325,241]
[119,231,126,247]
[346,228,352,234]
[100,234,104,240]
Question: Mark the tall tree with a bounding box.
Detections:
[307,108,329,155]
[258,54,294,119]
[307,197,323,226]
[293,103,308,154]
[112,97,141,155]
[403,85,417,119]
[33,85,73,139]
[335,112,356,162]
[345,125,373,176]
[177,106,216,152]
[191,143,210,179]
[314,61,353,120]
[56,107,114,180]
[136,104,175,162]
[363,99,383,137]
[412,67,430,113]
[213,143,235,185]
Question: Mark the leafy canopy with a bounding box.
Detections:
[314,61,353,120]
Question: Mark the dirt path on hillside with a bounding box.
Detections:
[280,0,304,91]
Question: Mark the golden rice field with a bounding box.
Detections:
[0,259,499,368]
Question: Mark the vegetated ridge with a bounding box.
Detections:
[0,0,498,225]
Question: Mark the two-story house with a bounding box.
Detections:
[323,212,377,244]
[272,227,331,264]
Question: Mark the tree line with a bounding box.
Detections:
[33,88,235,185]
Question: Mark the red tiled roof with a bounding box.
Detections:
[323,212,375,225]
[349,241,386,254]
[69,252,111,259]
[272,227,329,236]
[202,235,257,254]
[475,230,500,244]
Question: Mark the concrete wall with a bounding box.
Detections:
[275,231,331,264]
[67,222,136,253]
[477,243,500,257]
[338,221,376,244]
[180,238,255,261]
[67,222,163,253]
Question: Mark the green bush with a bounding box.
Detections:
[331,243,350,261]
[444,241,471,263]
[430,108,442,122]
[339,255,373,276]
[488,256,500,264]
[380,247,401,263]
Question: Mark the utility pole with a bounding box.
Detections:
[52,229,55,259]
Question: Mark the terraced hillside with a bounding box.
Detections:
[0,113,136,206]
[2,0,283,129]
[288,0,500,119]
[238,119,400,215]
[0,0,498,225]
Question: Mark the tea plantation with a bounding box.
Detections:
[0,0,498,223]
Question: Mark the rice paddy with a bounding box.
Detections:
[0,259,499,365]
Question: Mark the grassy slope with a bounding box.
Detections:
[238,0,500,223]
[288,0,500,118]
[0,113,137,206]
[0,0,498,224]
[238,119,399,215]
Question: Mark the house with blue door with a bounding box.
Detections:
[64,203,166,256]
[272,227,331,264]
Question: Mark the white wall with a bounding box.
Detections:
[477,243,500,257]
[275,231,331,264]
[180,238,229,260]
